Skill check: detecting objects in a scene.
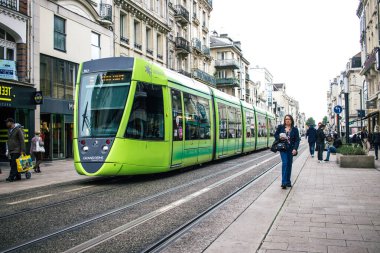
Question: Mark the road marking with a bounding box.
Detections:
[63,186,94,193]
[7,194,55,205]
[63,154,279,253]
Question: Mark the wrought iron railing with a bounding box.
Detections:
[192,68,216,86]
[99,3,112,22]
[175,37,190,53]
[0,0,17,11]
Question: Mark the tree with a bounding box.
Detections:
[322,116,328,125]
[305,117,315,127]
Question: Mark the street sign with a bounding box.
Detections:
[357,109,365,118]
[334,105,343,114]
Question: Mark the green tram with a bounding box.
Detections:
[73,57,276,176]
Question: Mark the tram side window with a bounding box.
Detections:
[236,108,242,138]
[269,118,275,137]
[218,103,227,139]
[257,114,265,137]
[171,89,183,141]
[228,106,236,138]
[246,111,255,138]
[126,82,164,140]
[184,93,199,140]
[197,97,211,139]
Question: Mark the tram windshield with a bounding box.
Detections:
[79,71,132,137]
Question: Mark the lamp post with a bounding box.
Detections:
[343,76,350,144]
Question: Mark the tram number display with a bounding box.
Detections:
[102,73,128,83]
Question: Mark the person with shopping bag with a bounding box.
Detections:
[30,131,45,173]
[5,118,25,182]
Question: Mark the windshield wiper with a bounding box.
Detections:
[81,101,91,133]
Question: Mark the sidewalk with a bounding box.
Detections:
[206,151,380,253]
[0,159,85,195]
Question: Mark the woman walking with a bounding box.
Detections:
[372,125,380,160]
[274,115,300,189]
[316,123,326,163]
[30,131,45,173]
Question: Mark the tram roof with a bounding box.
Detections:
[163,68,212,95]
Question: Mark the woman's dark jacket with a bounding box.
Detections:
[316,127,325,144]
[274,125,300,151]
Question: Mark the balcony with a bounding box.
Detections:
[202,45,211,57]
[134,42,142,51]
[245,73,250,81]
[202,23,209,33]
[120,36,129,45]
[0,59,18,81]
[361,47,379,75]
[192,68,216,86]
[146,48,153,56]
[99,3,112,23]
[174,5,190,25]
[178,69,191,78]
[216,77,240,87]
[205,0,213,8]
[214,59,240,69]
[192,38,202,53]
[192,12,200,25]
[157,54,163,61]
[0,0,17,11]
[175,37,191,54]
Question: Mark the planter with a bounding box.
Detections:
[339,155,375,168]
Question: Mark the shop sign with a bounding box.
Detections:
[34,91,44,104]
[366,100,377,109]
[68,102,74,111]
[0,60,17,81]
[0,83,36,109]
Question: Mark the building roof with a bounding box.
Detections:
[273,83,285,91]
[210,34,242,53]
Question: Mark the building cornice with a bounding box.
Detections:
[117,0,170,34]
[0,7,29,22]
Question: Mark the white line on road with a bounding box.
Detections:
[63,154,279,253]
[63,186,94,193]
[7,194,55,205]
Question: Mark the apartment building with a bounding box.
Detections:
[250,66,274,111]
[167,0,214,86]
[357,0,380,130]
[272,83,300,125]
[0,0,36,162]
[210,33,251,99]
[114,0,170,66]
[32,0,114,159]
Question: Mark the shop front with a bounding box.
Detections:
[0,81,36,162]
[40,98,74,160]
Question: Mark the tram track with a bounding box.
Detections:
[0,150,277,253]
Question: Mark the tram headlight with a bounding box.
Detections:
[102,145,109,153]
[82,146,89,152]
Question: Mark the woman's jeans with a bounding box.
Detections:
[325,146,337,161]
[309,142,315,156]
[280,150,293,186]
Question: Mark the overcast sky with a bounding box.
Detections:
[210,0,360,123]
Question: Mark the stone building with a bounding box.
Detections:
[272,83,300,125]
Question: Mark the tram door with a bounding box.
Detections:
[183,93,199,165]
[171,89,184,166]
[217,103,228,157]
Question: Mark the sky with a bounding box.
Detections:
[209,0,361,123]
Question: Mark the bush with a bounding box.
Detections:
[337,145,366,155]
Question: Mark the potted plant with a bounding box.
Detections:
[336,144,375,168]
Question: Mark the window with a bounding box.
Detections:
[171,89,183,141]
[157,33,163,57]
[53,59,65,99]
[0,28,16,60]
[134,20,142,47]
[228,107,236,138]
[246,111,255,138]
[197,97,211,139]
[257,114,267,137]
[40,55,52,98]
[184,93,199,140]
[54,16,66,51]
[146,27,152,53]
[218,103,227,139]
[156,0,160,15]
[126,83,165,140]
[0,46,4,59]
[91,32,101,59]
[236,108,242,138]
[120,13,128,42]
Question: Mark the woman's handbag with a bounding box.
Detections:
[36,138,45,153]
[271,140,287,152]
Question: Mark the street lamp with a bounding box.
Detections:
[343,76,350,144]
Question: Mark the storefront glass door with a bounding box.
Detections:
[52,114,65,159]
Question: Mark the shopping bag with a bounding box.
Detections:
[16,154,33,173]
[36,140,45,153]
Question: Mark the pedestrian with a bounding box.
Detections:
[274,114,300,189]
[306,124,317,157]
[5,118,25,182]
[372,125,380,160]
[324,135,342,161]
[41,121,50,160]
[30,131,45,173]
[361,126,370,152]
[316,123,326,163]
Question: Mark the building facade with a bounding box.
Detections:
[210,33,250,99]
[250,66,274,111]
[0,0,37,162]
[32,0,114,159]
[272,83,300,126]
[167,0,214,86]
[357,0,380,131]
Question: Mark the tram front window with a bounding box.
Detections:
[79,71,131,137]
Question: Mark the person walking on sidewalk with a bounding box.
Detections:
[30,131,45,173]
[274,115,300,189]
[306,124,317,157]
[5,118,25,182]
[361,126,370,152]
[372,125,380,160]
[316,123,326,163]
[324,135,342,161]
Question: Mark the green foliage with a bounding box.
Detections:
[305,117,315,127]
[337,145,366,155]
[322,116,328,125]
